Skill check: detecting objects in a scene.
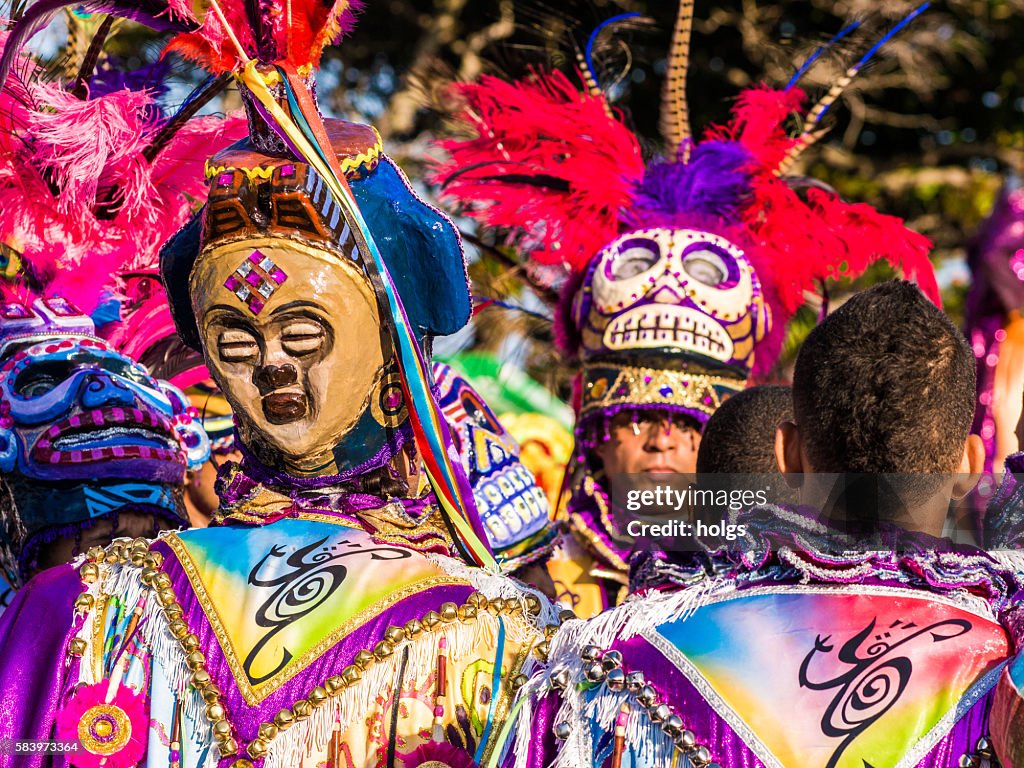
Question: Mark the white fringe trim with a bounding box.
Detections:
[71,556,214,760]
[70,545,557,768]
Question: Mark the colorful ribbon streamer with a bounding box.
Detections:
[238,61,496,569]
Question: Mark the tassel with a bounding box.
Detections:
[432,636,449,742]
[611,702,629,768]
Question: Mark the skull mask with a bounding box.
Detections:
[572,227,769,425]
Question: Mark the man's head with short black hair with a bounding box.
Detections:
[793,281,974,474]
[697,385,793,475]
[779,280,983,533]
[698,384,798,506]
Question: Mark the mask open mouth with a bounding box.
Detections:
[32,408,183,466]
[603,305,734,361]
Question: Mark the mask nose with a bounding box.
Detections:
[648,276,687,305]
[80,372,137,409]
[254,364,298,393]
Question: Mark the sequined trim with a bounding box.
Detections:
[204,131,383,184]
[580,363,744,420]
[567,475,630,574]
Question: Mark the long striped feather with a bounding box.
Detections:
[659,0,695,154]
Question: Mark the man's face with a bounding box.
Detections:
[192,241,387,470]
[595,410,702,479]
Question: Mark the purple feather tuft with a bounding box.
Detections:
[631,140,754,227]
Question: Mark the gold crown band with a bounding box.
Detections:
[580,363,746,421]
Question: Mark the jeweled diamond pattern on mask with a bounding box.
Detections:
[223,250,289,315]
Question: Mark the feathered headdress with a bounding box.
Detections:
[433,3,940,379]
[1,0,498,569]
[0,23,246,325]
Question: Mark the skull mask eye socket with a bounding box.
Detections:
[607,239,661,281]
[681,245,738,288]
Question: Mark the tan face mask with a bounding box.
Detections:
[191,239,387,473]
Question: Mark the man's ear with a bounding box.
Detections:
[952,433,986,500]
[775,421,805,489]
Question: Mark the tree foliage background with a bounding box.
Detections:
[38,0,1024,392]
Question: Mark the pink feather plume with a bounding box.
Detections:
[0,52,247,313]
[705,85,939,376]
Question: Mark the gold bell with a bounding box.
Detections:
[384,626,406,645]
[186,650,206,671]
[156,587,177,607]
[79,562,100,584]
[143,552,163,569]
[373,639,395,660]
[325,675,344,696]
[86,546,105,563]
[558,609,577,623]
[353,650,374,670]
[192,669,212,688]
[68,638,87,657]
[218,737,239,757]
[274,709,294,729]
[525,594,542,615]
[163,604,183,622]
[403,619,423,639]
[458,604,478,622]
[168,619,189,639]
[440,602,459,622]
[257,722,278,741]
[247,737,270,759]
[212,720,232,741]
[292,700,312,720]
[181,634,200,653]
[308,687,328,707]
[206,703,226,721]
[422,611,441,630]
[341,665,361,686]
[467,592,488,609]
[202,685,222,704]
[533,641,551,662]
[152,572,172,591]
[233,760,254,768]
[74,593,95,614]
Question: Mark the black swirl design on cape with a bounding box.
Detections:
[799,615,971,768]
[243,536,412,685]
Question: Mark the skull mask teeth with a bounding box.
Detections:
[575,227,768,371]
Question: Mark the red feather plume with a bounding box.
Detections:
[707,84,939,376]
[431,70,645,276]
[165,0,365,74]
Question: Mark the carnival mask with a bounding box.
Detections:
[0,299,209,483]
[192,240,399,474]
[575,227,768,370]
[434,363,549,555]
